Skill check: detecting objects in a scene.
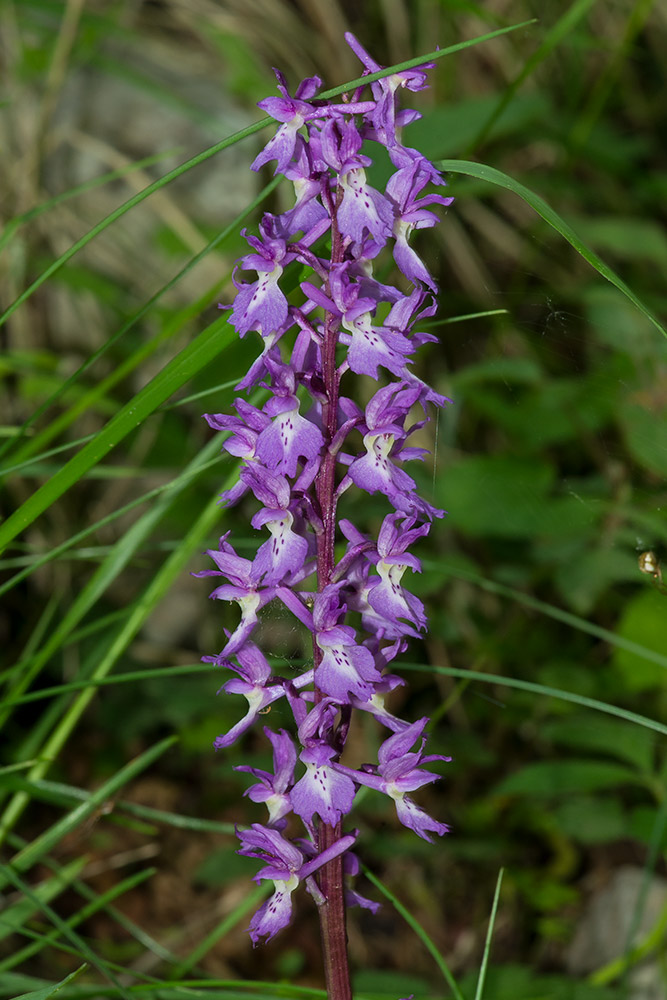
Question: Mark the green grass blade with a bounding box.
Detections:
[402,663,667,738]
[0,312,233,554]
[0,857,87,943]
[170,884,269,977]
[0,862,130,1000]
[474,869,504,1000]
[0,449,236,839]
[0,868,156,974]
[1,177,279,464]
[0,124,271,333]
[318,20,537,100]
[0,454,222,598]
[0,149,179,252]
[422,559,667,674]
[471,0,598,149]
[362,866,465,1000]
[6,825,177,965]
[0,662,217,707]
[0,774,235,835]
[0,435,222,733]
[11,964,87,1000]
[0,21,534,338]
[437,159,667,340]
[0,735,176,878]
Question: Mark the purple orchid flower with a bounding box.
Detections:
[235,727,297,826]
[238,823,356,943]
[196,34,453,986]
[335,718,451,841]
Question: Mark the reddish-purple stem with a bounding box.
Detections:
[312,188,352,1000]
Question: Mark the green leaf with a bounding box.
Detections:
[573,215,667,267]
[541,716,657,773]
[619,398,667,478]
[613,589,667,690]
[585,286,667,360]
[553,796,627,845]
[438,455,595,539]
[437,159,667,341]
[474,868,504,1000]
[438,454,553,537]
[452,356,542,387]
[406,92,550,159]
[495,760,641,798]
[553,547,638,615]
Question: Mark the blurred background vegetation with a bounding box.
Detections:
[1,1,666,998]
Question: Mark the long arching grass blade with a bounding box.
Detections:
[437,159,667,339]
[362,866,465,1000]
[402,663,667,738]
[422,559,667,674]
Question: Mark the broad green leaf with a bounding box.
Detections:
[554,547,638,616]
[619,399,667,478]
[437,455,595,539]
[553,796,627,845]
[495,760,641,797]
[466,372,617,450]
[437,454,553,536]
[541,716,657,773]
[613,590,667,690]
[452,356,542,387]
[437,159,667,341]
[629,806,667,851]
[573,215,667,267]
[407,92,549,159]
[584,286,667,360]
